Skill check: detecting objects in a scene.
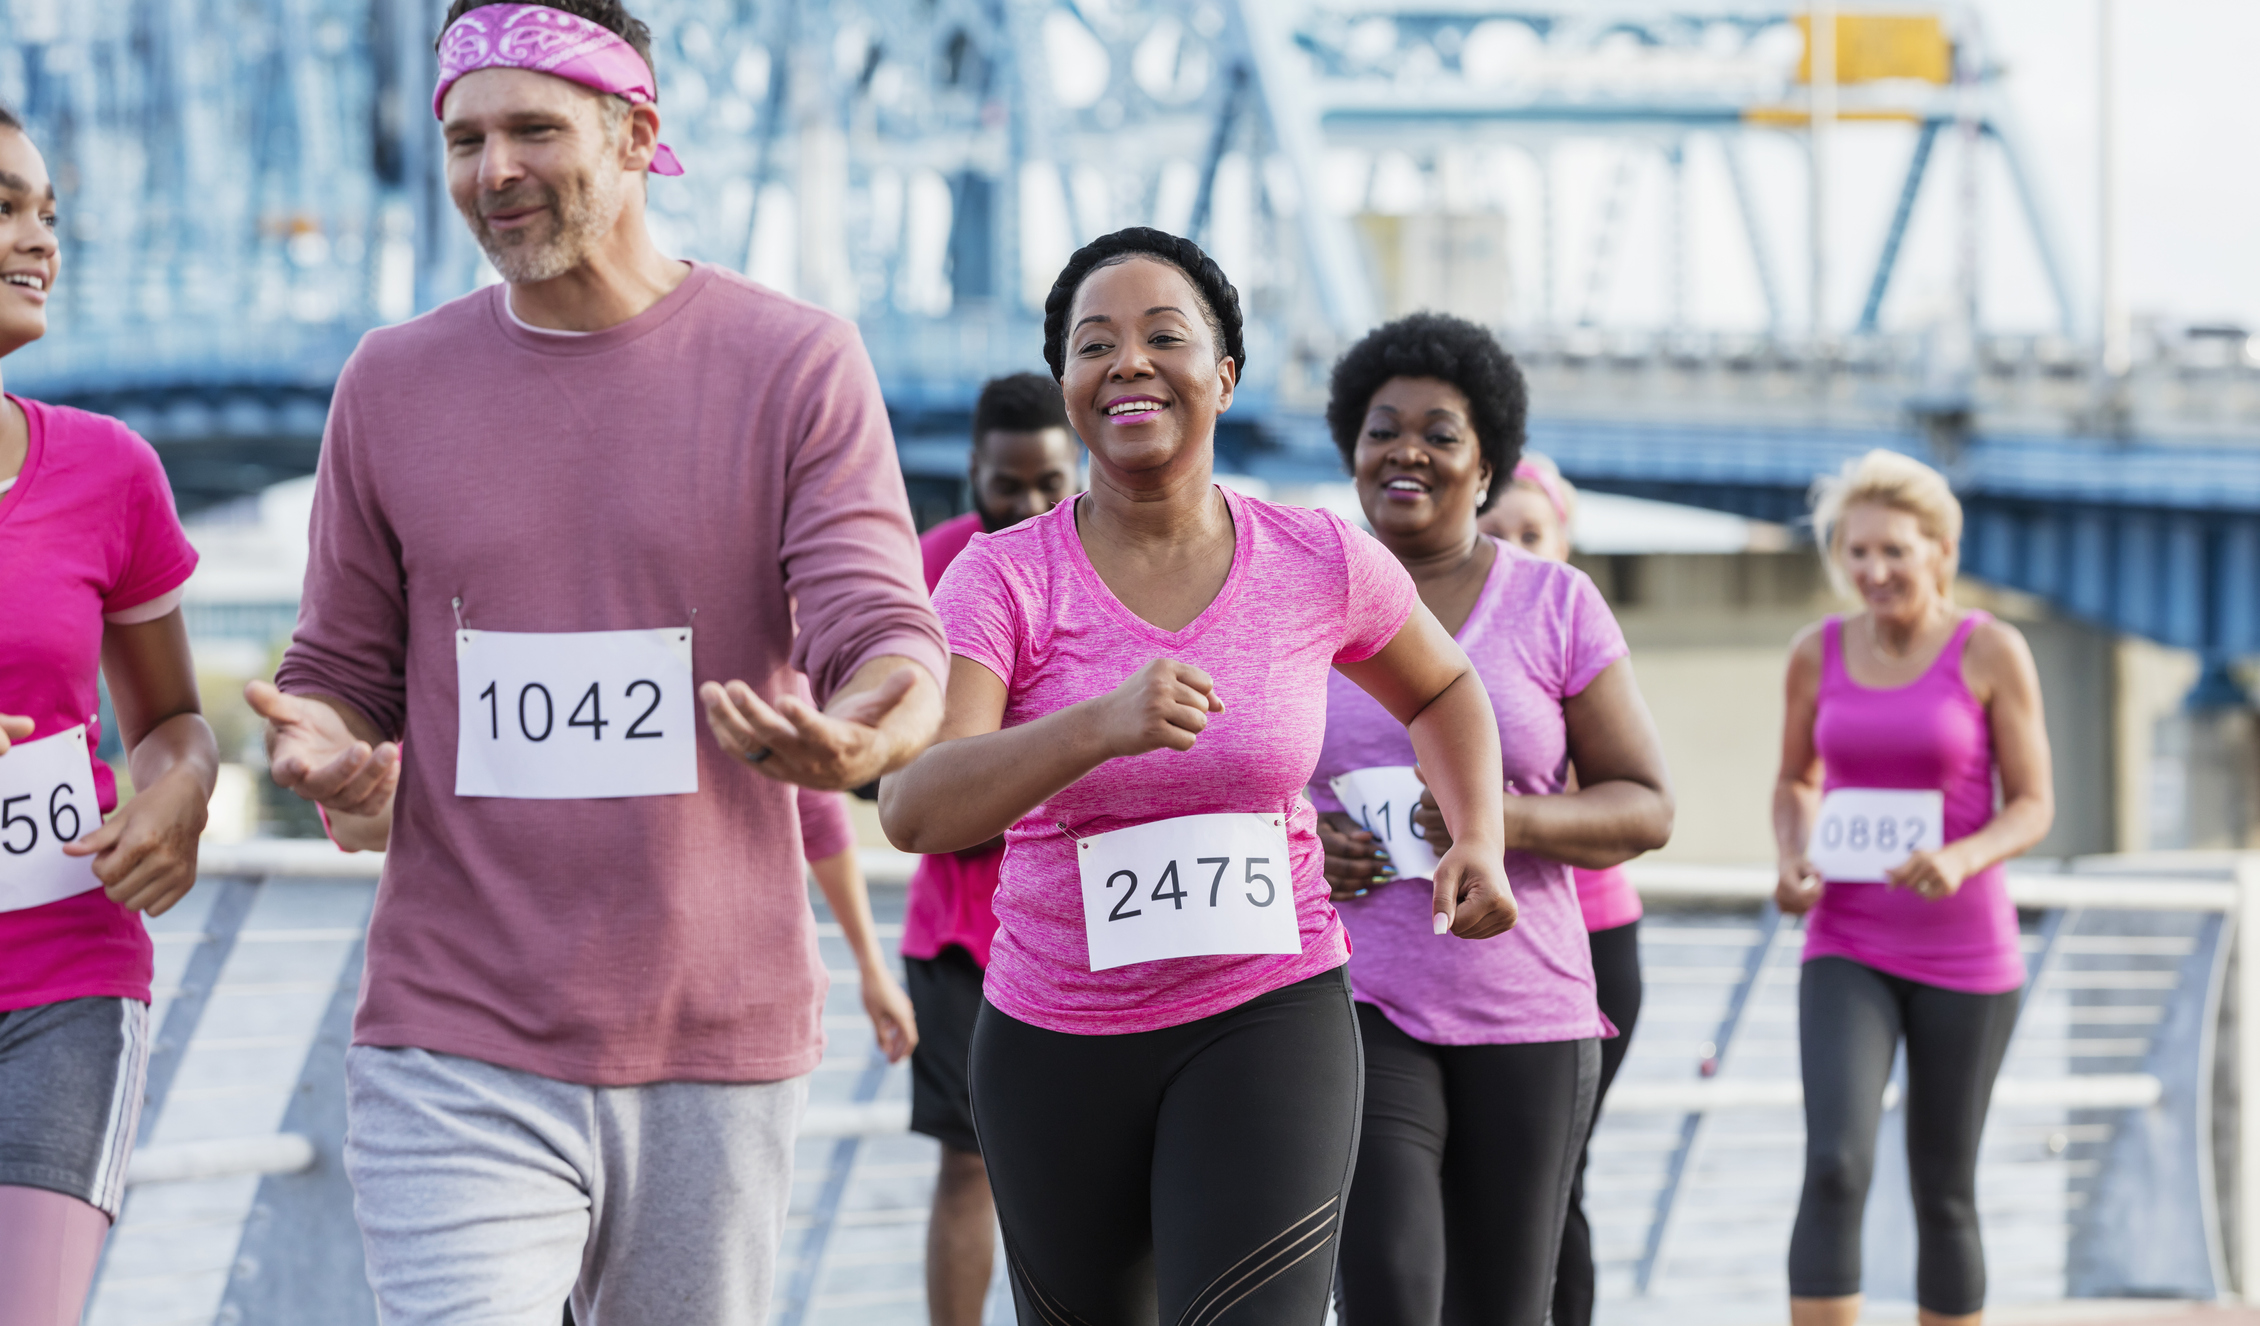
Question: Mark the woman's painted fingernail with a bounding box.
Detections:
[1353,888,1369,898]
[1375,850,1391,861]
[1433,911,1452,935]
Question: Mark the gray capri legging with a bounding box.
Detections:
[1789,956,2020,1315]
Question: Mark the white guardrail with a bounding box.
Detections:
[167,841,2260,1298]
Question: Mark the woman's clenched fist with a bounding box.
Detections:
[1090,659,1223,757]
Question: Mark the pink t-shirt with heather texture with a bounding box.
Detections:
[933,488,1418,1035]
[0,397,200,1012]
[1310,541,1626,1045]
[904,510,1004,967]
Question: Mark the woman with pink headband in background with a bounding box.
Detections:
[1312,313,1673,1326]
[1479,450,1650,1326]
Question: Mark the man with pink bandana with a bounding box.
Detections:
[250,2,946,1321]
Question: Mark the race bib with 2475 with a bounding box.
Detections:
[1076,812,1300,971]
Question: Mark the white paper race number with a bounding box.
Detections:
[455,628,698,800]
[1807,788,1945,884]
[1077,812,1300,971]
[0,726,104,914]
[1326,765,1442,879]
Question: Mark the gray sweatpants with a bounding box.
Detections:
[344,1045,808,1326]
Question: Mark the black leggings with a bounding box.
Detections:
[970,968,1363,1326]
[1336,1004,1599,1326]
[1553,918,1644,1326]
[1789,956,2020,1314]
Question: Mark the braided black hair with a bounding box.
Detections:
[1041,227,1245,381]
[1325,312,1527,515]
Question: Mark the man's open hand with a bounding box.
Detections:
[247,680,398,816]
[701,664,936,791]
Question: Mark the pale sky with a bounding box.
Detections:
[1320,0,2260,340]
[1979,0,2260,333]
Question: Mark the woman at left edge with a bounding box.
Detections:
[0,103,226,1326]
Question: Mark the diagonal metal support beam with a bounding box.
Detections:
[140,873,264,1142]
[1189,64,1251,244]
[1858,117,1941,333]
[1720,135,1783,335]
[777,1047,894,1326]
[1635,903,1785,1294]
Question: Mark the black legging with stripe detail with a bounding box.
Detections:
[970,967,1363,1326]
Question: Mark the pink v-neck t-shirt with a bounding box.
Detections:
[1311,540,1626,1045]
[0,396,200,1012]
[932,488,1418,1035]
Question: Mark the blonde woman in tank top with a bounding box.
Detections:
[1773,450,2054,1326]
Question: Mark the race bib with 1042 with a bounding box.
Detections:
[1077,812,1300,971]
[1806,788,1945,884]
[456,627,698,799]
[1327,765,1442,879]
[0,725,104,914]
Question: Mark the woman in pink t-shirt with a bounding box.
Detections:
[882,230,1515,1326]
[0,108,220,1324]
[1477,450,1649,1326]
[1774,451,2053,1326]
[1309,315,1673,1326]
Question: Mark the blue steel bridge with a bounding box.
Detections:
[6,0,2260,687]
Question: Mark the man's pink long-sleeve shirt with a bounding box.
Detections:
[276,264,946,1085]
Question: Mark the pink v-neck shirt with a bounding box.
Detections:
[933,489,1418,1035]
[1311,541,1626,1045]
[274,265,948,1086]
[0,397,199,1012]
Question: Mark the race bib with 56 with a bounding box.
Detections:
[0,725,104,914]
[456,627,698,800]
[1327,765,1442,879]
[1807,788,1945,884]
[1077,812,1300,971]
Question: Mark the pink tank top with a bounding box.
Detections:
[1800,613,2024,994]
[1573,866,1642,933]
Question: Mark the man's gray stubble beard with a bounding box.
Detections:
[464,171,621,284]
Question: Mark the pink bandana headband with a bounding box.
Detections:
[434,4,684,176]
[1513,459,1571,524]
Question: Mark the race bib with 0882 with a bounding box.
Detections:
[1077,812,1300,971]
[1807,788,1945,884]
[0,725,104,914]
[455,627,698,800]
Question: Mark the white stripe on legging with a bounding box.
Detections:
[86,1001,150,1215]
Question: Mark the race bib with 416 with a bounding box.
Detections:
[456,627,698,800]
[1807,788,1945,884]
[1077,812,1300,972]
[0,725,104,914]
[1327,765,1442,879]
